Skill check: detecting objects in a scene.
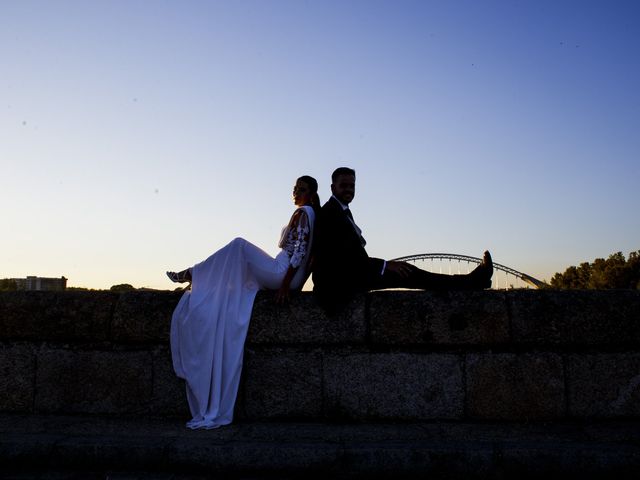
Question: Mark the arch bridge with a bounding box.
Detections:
[390,253,547,289]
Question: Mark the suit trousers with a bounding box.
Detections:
[368,263,475,291]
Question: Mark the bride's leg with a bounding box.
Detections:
[231,238,287,290]
[188,237,285,291]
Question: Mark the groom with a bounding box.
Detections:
[312,167,493,313]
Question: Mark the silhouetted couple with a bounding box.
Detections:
[167,169,492,429]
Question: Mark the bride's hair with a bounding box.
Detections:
[298,175,321,215]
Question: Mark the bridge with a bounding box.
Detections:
[390,253,547,289]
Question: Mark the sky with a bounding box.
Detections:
[2,0,639,290]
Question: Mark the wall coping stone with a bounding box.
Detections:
[2,290,639,347]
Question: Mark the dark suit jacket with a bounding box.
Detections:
[312,196,384,312]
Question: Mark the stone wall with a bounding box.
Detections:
[1,290,639,422]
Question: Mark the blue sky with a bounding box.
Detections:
[2,0,639,289]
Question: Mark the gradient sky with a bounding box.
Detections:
[2,0,639,290]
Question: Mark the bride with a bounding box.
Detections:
[166,175,319,429]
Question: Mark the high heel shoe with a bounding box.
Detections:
[166,269,192,283]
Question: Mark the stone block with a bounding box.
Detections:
[466,353,565,420]
[111,291,182,344]
[247,292,366,345]
[508,290,640,346]
[0,291,116,342]
[567,353,640,418]
[240,348,322,419]
[498,443,640,478]
[343,444,494,478]
[324,352,463,420]
[0,344,35,412]
[369,290,509,346]
[35,348,153,414]
[150,346,190,417]
[170,437,342,475]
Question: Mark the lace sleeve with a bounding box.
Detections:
[288,209,311,269]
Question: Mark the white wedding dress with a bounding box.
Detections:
[170,206,315,429]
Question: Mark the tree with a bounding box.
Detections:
[110,283,136,292]
[0,279,18,291]
[549,250,640,289]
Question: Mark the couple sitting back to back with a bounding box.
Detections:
[167,168,492,429]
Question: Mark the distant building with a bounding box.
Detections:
[11,276,67,291]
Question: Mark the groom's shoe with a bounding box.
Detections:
[482,250,493,279]
[470,251,493,289]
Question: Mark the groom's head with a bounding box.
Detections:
[331,167,356,205]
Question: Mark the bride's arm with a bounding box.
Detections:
[275,209,310,304]
[275,265,298,304]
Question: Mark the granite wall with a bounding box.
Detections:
[1,290,639,422]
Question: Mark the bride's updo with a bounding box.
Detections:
[298,175,320,214]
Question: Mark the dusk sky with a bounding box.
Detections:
[2,0,639,290]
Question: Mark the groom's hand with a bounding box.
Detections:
[385,261,412,278]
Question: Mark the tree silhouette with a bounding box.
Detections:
[0,279,18,291]
[549,251,640,289]
[109,283,136,292]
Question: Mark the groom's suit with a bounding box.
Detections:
[312,196,385,312]
[313,196,485,312]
